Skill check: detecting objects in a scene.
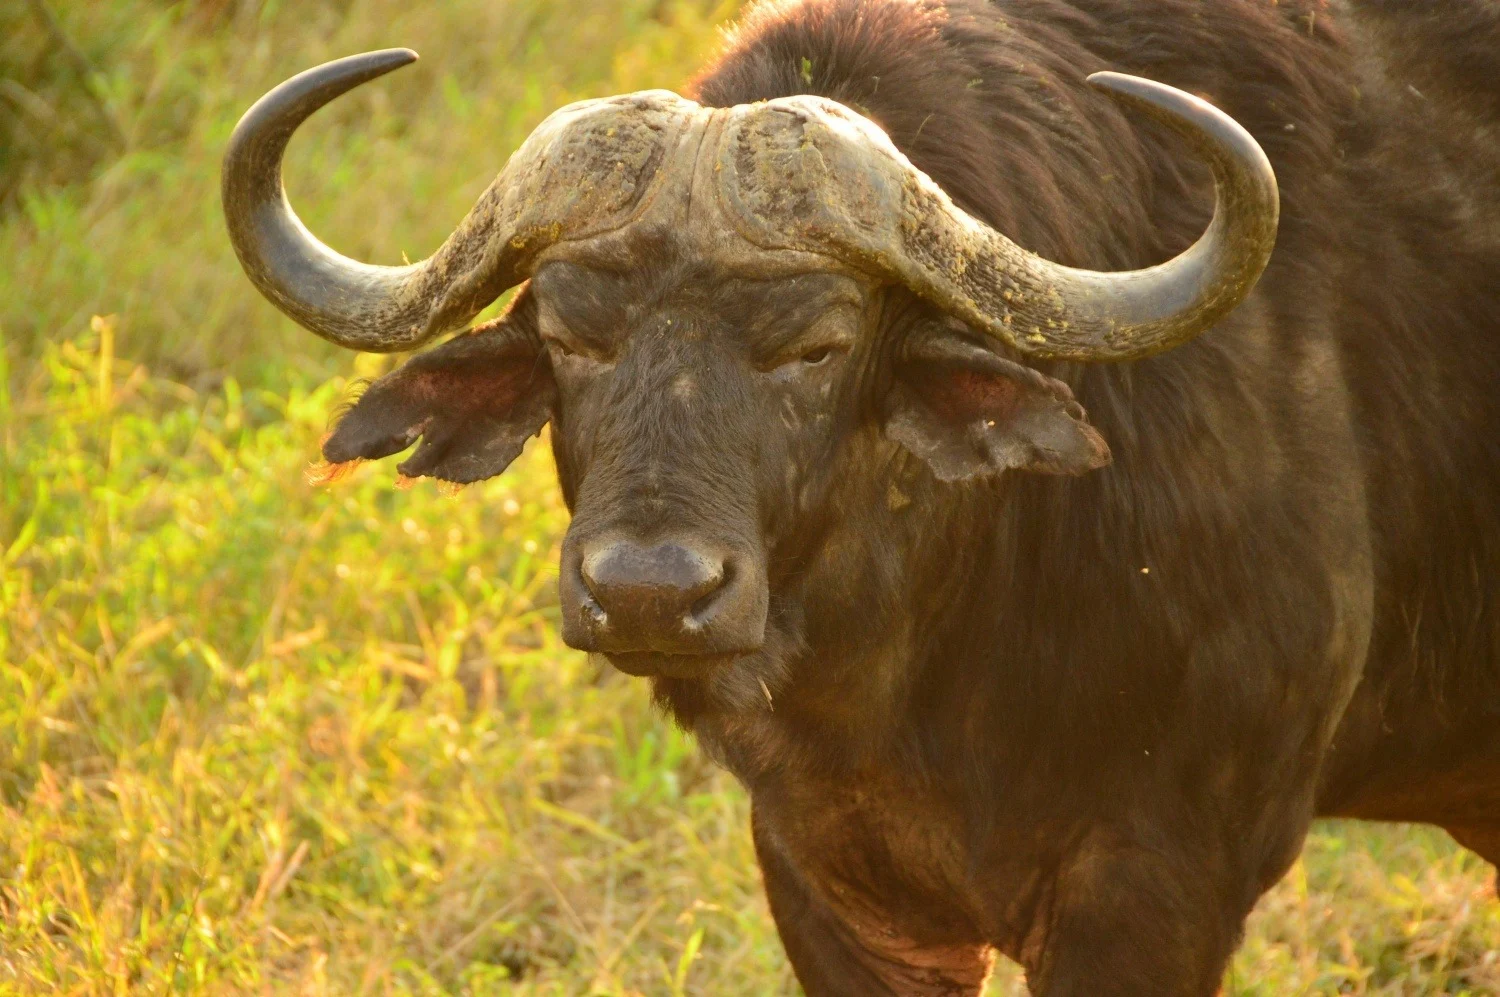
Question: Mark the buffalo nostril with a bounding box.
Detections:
[580,542,727,634]
[688,560,735,624]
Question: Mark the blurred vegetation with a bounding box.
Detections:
[0,0,732,381]
[0,0,1497,994]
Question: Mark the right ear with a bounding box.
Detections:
[320,288,556,484]
[883,317,1111,482]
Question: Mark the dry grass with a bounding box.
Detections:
[1,1,1496,994]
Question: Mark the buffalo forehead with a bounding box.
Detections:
[715,95,911,262]
[514,91,916,281]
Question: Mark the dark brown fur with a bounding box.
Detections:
[689,1,1500,991]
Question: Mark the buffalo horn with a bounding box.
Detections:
[946,72,1282,361]
[222,50,675,351]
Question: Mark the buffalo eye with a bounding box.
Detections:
[766,344,845,380]
[775,344,846,373]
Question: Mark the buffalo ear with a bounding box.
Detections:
[321,293,555,484]
[885,327,1110,482]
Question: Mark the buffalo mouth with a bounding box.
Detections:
[600,649,749,679]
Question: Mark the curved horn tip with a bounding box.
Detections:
[296,47,420,92]
[1085,70,1170,98]
[329,47,420,72]
[360,47,420,72]
[226,48,421,150]
[1084,71,1218,122]
[1082,70,1276,202]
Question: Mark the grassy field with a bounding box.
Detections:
[1,1,1497,994]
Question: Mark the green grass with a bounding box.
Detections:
[1,1,1497,994]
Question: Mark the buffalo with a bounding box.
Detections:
[223,0,1500,993]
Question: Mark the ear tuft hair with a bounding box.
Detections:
[327,377,374,428]
[306,457,363,488]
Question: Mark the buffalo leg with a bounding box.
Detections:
[752,813,993,997]
[1025,828,1279,997]
[1448,827,1500,896]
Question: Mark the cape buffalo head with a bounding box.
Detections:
[223,50,1276,701]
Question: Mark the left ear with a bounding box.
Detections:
[885,321,1111,482]
[320,291,556,484]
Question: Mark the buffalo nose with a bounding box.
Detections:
[581,542,726,636]
[561,537,769,663]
